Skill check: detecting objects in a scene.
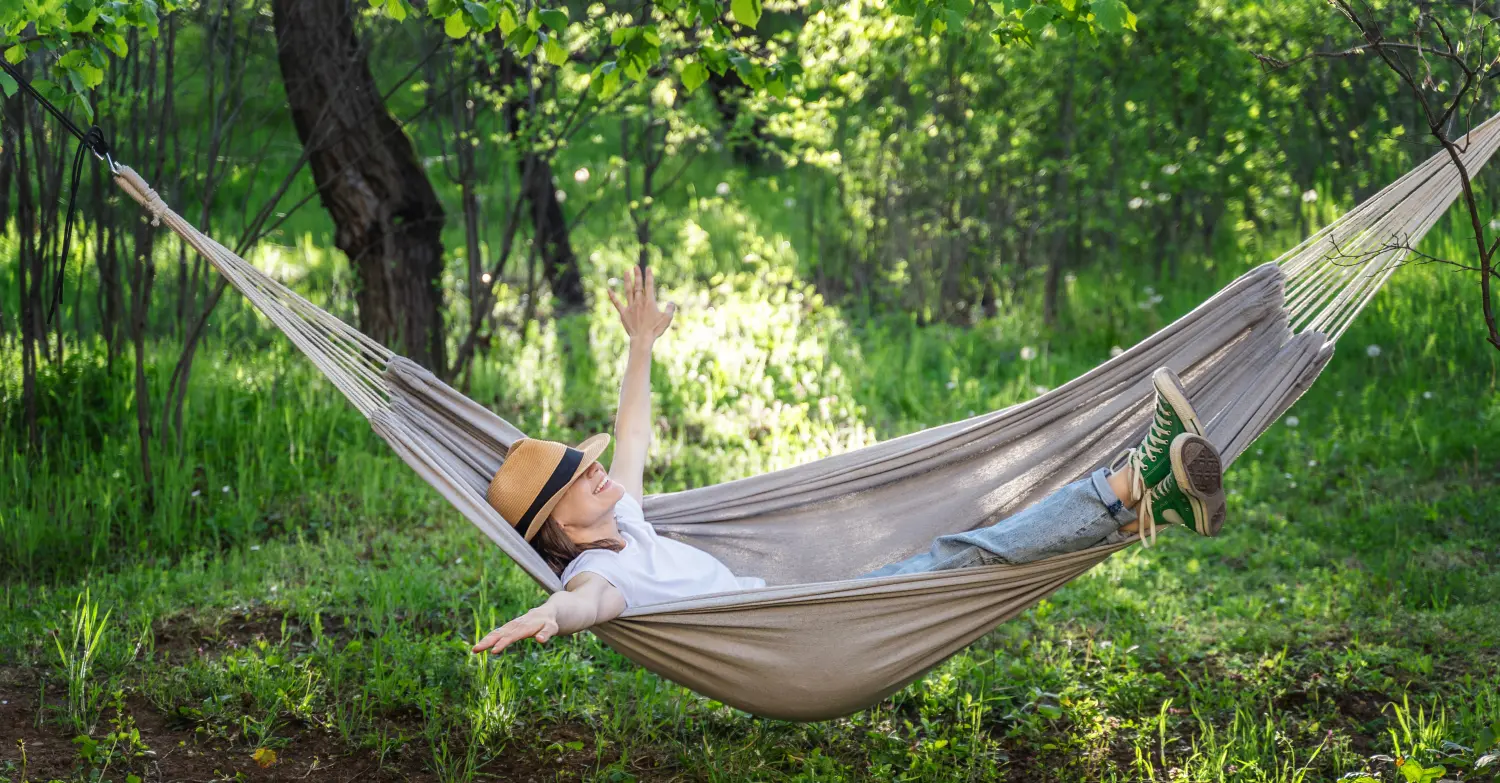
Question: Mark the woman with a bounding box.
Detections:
[472,265,1227,655]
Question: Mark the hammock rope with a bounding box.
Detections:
[98,112,1500,721]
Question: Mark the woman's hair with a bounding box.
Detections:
[529,516,624,576]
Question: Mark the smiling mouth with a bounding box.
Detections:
[591,477,611,495]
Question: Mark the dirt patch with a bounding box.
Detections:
[0,667,673,782]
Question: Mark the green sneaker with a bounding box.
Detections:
[1145,433,1227,537]
[1121,367,1206,489]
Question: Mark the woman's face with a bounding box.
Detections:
[550,461,626,543]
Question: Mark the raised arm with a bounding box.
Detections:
[470,572,626,654]
[605,265,676,504]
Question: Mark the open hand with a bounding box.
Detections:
[471,609,559,654]
[607,264,676,342]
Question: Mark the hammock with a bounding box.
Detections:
[109,112,1500,722]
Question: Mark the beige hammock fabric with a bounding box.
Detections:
[112,112,1500,721]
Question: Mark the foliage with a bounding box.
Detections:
[0,0,176,119]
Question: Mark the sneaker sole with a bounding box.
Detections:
[1152,367,1205,438]
[1170,433,1226,537]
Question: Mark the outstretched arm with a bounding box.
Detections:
[470,572,626,654]
[606,265,676,504]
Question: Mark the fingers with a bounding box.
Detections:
[607,287,625,318]
[644,266,656,303]
[471,617,545,655]
[653,302,677,337]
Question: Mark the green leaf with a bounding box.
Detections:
[444,12,469,38]
[765,73,787,98]
[601,66,621,96]
[385,0,408,21]
[539,8,568,32]
[543,36,567,66]
[700,46,729,75]
[515,29,539,57]
[622,54,646,81]
[526,7,540,30]
[1090,0,1128,33]
[76,63,104,89]
[463,2,491,28]
[1020,4,1056,33]
[0,72,15,98]
[730,0,762,29]
[497,4,519,35]
[4,44,24,64]
[101,32,129,57]
[681,59,709,92]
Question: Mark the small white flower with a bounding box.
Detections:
[715,182,731,196]
[191,490,201,497]
[1302,189,1318,203]
[1140,180,1152,191]
[250,545,261,551]
[1307,459,1317,467]
[481,273,492,284]
[1144,286,1156,295]
[1284,473,1293,479]
[783,197,796,208]
[1100,640,1114,648]
[1285,416,1300,428]
[1020,346,1038,361]
[1423,391,1433,399]
[1255,449,1263,456]
[270,584,278,592]
[574,167,590,183]
[111,470,122,479]
[1277,185,1292,197]
[1150,294,1164,305]
[966,410,976,417]
[555,189,568,203]
[455,557,464,564]
[1490,218,1500,231]
[1289,481,1297,488]
[1064,273,1077,284]
[222,486,230,493]
[1033,385,1050,396]
[1366,344,1382,358]
[1156,192,1171,203]
[1128,197,1146,210]
[1109,346,1124,358]
[946,380,958,390]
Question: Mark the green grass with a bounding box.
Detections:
[2,193,1499,782]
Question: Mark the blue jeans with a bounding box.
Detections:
[860,468,1136,577]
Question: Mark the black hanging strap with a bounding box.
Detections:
[1,58,115,326]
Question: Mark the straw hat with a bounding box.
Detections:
[487,433,612,542]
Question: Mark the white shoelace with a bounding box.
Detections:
[1110,448,1159,548]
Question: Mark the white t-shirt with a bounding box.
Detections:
[560,493,765,609]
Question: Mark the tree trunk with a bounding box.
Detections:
[272,0,448,370]
[1044,55,1077,327]
[493,49,585,313]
